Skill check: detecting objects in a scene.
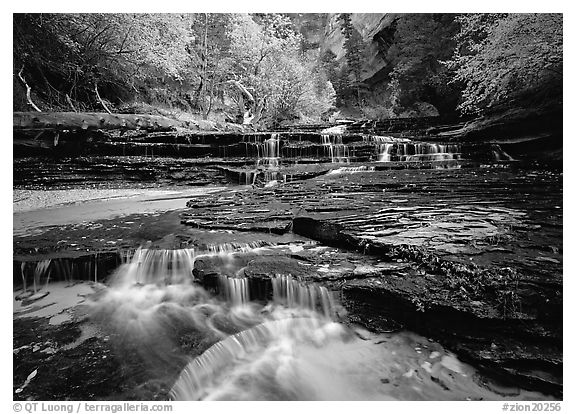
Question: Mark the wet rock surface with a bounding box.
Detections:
[13,129,562,399]
[179,166,562,395]
[13,156,232,189]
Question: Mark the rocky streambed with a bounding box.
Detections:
[13,128,562,400]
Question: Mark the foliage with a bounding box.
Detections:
[446,13,563,114]
[336,13,365,104]
[14,13,562,122]
[188,13,234,118]
[13,13,335,125]
[227,14,335,126]
[384,14,460,116]
[389,244,523,318]
[14,13,195,111]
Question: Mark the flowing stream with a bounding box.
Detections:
[78,243,548,401]
[13,130,559,401]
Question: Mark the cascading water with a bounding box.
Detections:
[167,271,544,401]
[33,259,51,293]
[218,274,250,305]
[257,133,281,168]
[85,242,548,401]
[204,241,272,256]
[18,259,53,301]
[378,143,395,162]
[114,247,197,286]
[377,142,462,162]
[271,274,337,319]
[321,134,350,163]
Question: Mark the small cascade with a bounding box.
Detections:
[15,253,123,288]
[120,249,134,264]
[33,259,51,291]
[113,242,274,287]
[377,142,462,162]
[241,170,287,186]
[115,247,197,286]
[203,241,273,256]
[363,135,403,144]
[271,274,337,319]
[170,317,345,401]
[81,236,549,401]
[377,143,395,162]
[327,166,375,175]
[242,135,263,158]
[16,259,53,301]
[218,275,250,306]
[256,133,281,167]
[321,134,350,163]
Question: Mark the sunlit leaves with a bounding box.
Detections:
[227,14,335,125]
[447,13,562,114]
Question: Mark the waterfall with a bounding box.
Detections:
[321,134,350,163]
[256,133,281,167]
[170,317,346,401]
[82,240,533,401]
[112,242,274,287]
[363,135,397,144]
[115,247,197,286]
[33,259,51,293]
[271,274,337,319]
[377,142,462,162]
[377,143,395,162]
[204,241,272,256]
[168,270,343,400]
[218,275,250,305]
[15,259,53,301]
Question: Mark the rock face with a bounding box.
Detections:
[320,13,399,83]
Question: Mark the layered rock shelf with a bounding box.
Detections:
[179,167,562,395]
[13,120,562,399]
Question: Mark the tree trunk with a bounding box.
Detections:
[227,80,257,124]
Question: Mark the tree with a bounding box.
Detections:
[188,14,233,119]
[385,14,460,116]
[337,13,365,105]
[13,13,195,111]
[13,13,336,124]
[446,13,562,114]
[226,13,335,126]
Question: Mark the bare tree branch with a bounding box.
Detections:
[94,82,112,114]
[17,66,42,112]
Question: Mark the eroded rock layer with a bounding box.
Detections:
[180,167,562,394]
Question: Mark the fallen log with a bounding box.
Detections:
[14,111,187,133]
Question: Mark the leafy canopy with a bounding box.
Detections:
[446,13,563,114]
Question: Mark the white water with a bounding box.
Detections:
[271,274,337,318]
[321,134,350,163]
[256,133,281,168]
[81,244,549,401]
[377,143,462,162]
